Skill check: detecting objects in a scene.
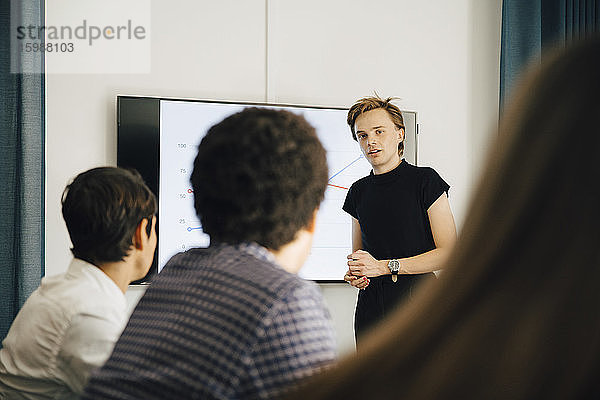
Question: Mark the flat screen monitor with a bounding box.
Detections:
[117,96,417,282]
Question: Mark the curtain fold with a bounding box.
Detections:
[0,0,45,342]
[500,0,600,110]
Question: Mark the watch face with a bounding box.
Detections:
[389,259,400,273]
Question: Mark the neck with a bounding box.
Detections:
[373,157,402,175]
[269,229,314,275]
[96,261,132,294]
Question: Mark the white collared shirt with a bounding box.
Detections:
[0,258,127,399]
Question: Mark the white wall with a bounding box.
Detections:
[46,0,501,356]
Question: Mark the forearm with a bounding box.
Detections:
[390,246,451,275]
[348,246,451,278]
[347,207,455,278]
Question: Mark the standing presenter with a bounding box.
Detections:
[343,96,457,343]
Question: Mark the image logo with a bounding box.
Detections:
[10,0,151,74]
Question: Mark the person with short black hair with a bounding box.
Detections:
[0,167,157,398]
[83,108,337,400]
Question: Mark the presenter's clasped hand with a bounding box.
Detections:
[347,250,388,277]
[344,270,369,289]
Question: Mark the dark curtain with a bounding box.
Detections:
[500,0,600,109]
[0,0,45,342]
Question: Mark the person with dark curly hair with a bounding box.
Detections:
[83,108,337,400]
[0,167,157,398]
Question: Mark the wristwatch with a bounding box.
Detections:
[388,259,400,282]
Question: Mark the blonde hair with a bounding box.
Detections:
[347,95,405,155]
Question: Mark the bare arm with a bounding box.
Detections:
[398,193,457,273]
[351,217,362,252]
[347,193,457,277]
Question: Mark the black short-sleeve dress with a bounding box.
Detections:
[343,160,450,342]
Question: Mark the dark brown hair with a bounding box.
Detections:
[62,167,157,266]
[347,95,406,155]
[191,107,328,250]
[287,37,600,400]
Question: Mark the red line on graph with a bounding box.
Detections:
[327,183,348,190]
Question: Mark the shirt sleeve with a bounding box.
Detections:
[342,183,358,219]
[56,311,125,394]
[239,283,337,399]
[422,168,450,210]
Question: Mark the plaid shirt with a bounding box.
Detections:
[82,243,337,399]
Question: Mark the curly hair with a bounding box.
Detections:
[61,167,157,266]
[347,95,406,155]
[191,107,328,250]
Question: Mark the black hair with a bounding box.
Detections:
[61,167,157,265]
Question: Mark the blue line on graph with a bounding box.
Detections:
[328,155,363,181]
[187,226,203,232]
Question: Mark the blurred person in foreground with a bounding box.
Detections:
[83,108,337,399]
[286,36,600,400]
[0,167,157,399]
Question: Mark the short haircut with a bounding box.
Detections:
[61,167,157,266]
[347,95,406,155]
[191,107,328,250]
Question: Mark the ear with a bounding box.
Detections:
[133,218,148,250]
[306,209,318,234]
[397,127,405,142]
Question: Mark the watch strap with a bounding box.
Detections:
[388,259,400,282]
